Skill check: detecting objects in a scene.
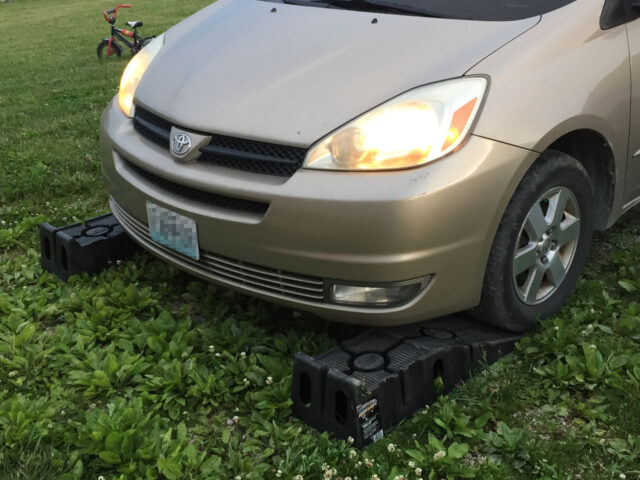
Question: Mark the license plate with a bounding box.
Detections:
[146,201,200,260]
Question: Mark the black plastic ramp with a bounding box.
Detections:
[40,213,140,281]
[292,315,521,448]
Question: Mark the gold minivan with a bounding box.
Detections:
[101,0,640,331]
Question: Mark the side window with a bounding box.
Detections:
[601,0,628,29]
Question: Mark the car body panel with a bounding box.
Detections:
[467,0,631,225]
[624,16,640,203]
[135,0,538,146]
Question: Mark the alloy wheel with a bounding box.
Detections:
[512,186,581,305]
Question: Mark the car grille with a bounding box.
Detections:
[133,106,308,177]
[123,157,269,215]
[110,198,326,303]
[134,107,171,149]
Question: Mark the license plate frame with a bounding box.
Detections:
[146,201,200,261]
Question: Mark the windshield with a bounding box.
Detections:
[266,0,575,20]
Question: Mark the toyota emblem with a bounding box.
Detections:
[171,133,192,156]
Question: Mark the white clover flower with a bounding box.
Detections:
[349,449,357,459]
[347,435,354,444]
[393,476,406,480]
[215,353,221,357]
[331,468,337,475]
[364,458,374,467]
[8,371,18,378]
[294,476,304,480]
[98,476,106,480]
[433,450,446,461]
[619,475,626,479]
[415,467,422,476]
[243,378,250,386]
[322,463,329,471]
[240,351,247,359]
[208,345,215,352]
[276,470,282,478]
[232,415,239,423]
[407,460,415,468]
[235,476,242,480]
[387,443,396,452]
[371,475,380,480]
[266,376,273,385]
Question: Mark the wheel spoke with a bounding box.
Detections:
[513,243,538,275]
[554,217,580,248]
[546,253,566,286]
[524,264,545,303]
[548,188,570,228]
[524,203,548,240]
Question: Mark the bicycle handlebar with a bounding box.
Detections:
[103,4,132,23]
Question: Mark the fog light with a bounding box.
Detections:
[329,277,430,307]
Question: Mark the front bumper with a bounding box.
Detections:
[100,99,536,326]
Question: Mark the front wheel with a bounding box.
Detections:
[474,151,594,332]
[97,39,123,58]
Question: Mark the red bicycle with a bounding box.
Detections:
[97,4,153,58]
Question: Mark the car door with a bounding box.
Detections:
[624,0,640,202]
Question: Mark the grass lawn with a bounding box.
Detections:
[2,0,640,478]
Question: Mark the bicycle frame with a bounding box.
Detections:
[107,25,139,55]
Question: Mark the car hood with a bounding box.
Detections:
[135,0,539,146]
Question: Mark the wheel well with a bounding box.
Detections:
[546,129,615,231]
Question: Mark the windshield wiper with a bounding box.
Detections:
[282,0,455,18]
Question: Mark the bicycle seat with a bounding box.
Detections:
[126,20,143,28]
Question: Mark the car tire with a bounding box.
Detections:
[473,150,594,332]
[97,39,123,58]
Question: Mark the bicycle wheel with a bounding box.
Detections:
[97,39,123,58]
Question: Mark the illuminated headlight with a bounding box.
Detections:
[304,77,488,171]
[118,34,165,117]
[329,277,431,307]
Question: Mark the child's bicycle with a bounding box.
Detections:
[97,4,153,58]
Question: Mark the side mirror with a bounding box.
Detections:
[601,0,627,29]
